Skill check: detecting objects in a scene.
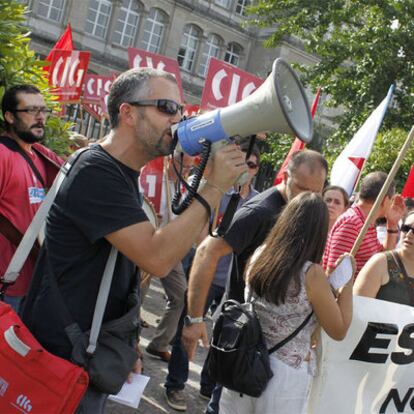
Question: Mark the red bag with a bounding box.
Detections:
[0,302,88,413]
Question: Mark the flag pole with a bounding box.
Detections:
[350,126,414,257]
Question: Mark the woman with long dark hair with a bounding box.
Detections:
[220,192,354,414]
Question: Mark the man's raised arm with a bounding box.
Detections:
[182,235,232,360]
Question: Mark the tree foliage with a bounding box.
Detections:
[0,0,72,155]
[364,128,414,192]
[249,1,414,136]
[249,0,414,186]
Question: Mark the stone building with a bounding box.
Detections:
[22,0,320,105]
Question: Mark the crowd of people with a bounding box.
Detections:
[0,67,413,414]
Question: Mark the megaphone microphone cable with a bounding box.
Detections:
[171,141,220,237]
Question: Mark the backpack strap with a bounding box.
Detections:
[216,193,240,237]
[0,136,45,187]
[0,148,88,296]
[0,214,40,261]
[268,311,313,354]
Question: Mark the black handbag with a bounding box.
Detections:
[50,248,140,395]
[70,304,140,395]
[206,299,313,397]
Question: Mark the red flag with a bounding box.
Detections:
[273,88,321,185]
[45,24,73,62]
[402,165,414,198]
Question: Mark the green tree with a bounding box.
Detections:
[249,1,414,138]
[365,128,414,192]
[0,0,72,155]
[249,0,414,185]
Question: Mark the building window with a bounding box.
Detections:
[112,0,141,47]
[37,0,65,22]
[140,8,166,53]
[235,0,250,16]
[224,42,242,66]
[214,0,232,9]
[177,24,201,72]
[85,0,112,39]
[198,34,221,77]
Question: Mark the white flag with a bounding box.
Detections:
[330,85,394,196]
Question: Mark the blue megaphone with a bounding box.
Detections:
[173,58,313,156]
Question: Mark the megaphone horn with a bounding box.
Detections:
[174,58,313,156]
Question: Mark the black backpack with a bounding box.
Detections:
[206,299,313,397]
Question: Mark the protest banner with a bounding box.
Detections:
[201,57,263,110]
[48,50,90,102]
[139,157,164,214]
[128,47,184,101]
[309,295,414,414]
[82,74,114,120]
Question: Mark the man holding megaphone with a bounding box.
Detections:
[21,67,247,413]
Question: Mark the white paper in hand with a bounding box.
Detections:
[108,374,150,409]
[329,255,353,290]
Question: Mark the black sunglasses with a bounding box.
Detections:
[401,224,414,234]
[127,99,183,116]
[246,161,258,169]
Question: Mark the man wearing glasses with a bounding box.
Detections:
[0,85,63,312]
[21,68,246,413]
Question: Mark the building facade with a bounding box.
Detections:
[22,0,321,105]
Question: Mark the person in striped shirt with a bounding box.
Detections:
[323,172,406,277]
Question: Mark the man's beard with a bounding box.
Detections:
[14,123,44,143]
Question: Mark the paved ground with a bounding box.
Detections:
[107,278,212,414]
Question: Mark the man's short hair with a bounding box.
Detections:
[359,172,395,202]
[2,85,42,130]
[108,67,177,128]
[287,149,328,177]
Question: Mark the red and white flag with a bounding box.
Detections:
[273,88,321,185]
[330,85,394,196]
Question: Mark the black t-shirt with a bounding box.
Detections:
[224,186,286,302]
[22,146,148,359]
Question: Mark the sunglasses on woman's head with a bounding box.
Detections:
[127,99,184,116]
[400,224,414,234]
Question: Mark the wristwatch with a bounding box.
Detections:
[183,315,205,326]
